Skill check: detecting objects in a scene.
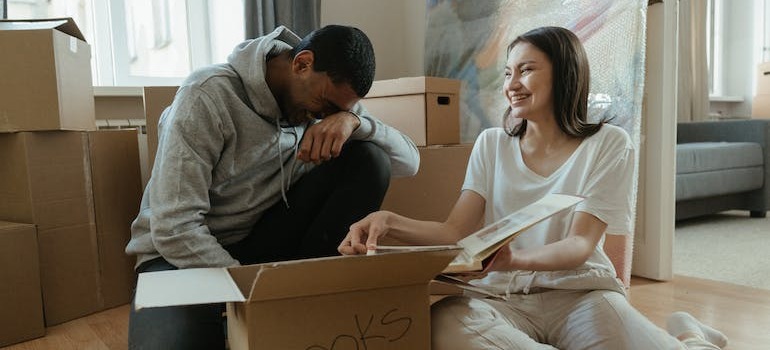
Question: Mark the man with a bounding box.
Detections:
[126,25,419,349]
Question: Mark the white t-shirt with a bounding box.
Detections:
[463,125,636,295]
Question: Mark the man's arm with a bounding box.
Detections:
[148,87,239,268]
[346,103,420,177]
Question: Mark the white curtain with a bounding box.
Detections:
[244,0,320,39]
[677,0,710,122]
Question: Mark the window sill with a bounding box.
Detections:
[93,86,143,97]
[709,95,744,103]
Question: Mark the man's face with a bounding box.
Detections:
[285,56,360,125]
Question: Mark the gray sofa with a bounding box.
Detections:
[676,119,770,220]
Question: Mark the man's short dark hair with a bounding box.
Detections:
[292,25,376,97]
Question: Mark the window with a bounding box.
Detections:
[8,0,244,86]
[707,0,770,97]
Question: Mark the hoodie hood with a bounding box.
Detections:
[227,26,302,123]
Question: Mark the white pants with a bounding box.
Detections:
[431,290,720,350]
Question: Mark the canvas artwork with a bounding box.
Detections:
[425,0,648,144]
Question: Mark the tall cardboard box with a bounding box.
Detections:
[135,249,459,350]
[0,18,95,132]
[143,86,179,172]
[756,62,770,95]
[88,130,143,309]
[361,77,461,146]
[0,131,101,325]
[0,222,45,347]
[752,95,770,119]
[753,62,770,119]
[382,145,473,221]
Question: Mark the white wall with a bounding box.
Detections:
[320,0,425,80]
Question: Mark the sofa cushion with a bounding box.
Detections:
[676,142,763,174]
[676,142,763,175]
[676,167,764,201]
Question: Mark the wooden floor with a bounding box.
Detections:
[3,275,768,349]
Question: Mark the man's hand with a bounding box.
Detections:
[297,111,360,164]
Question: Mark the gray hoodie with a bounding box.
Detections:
[126,27,419,269]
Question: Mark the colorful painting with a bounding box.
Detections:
[425,0,648,144]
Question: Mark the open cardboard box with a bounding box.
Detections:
[0,18,95,132]
[135,248,460,349]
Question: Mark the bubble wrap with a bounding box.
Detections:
[425,0,647,145]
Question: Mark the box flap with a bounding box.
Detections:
[365,76,460,98]
[0,18,85,41]
[246,248,460,302]
[134,268,245,310]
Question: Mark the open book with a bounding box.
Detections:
[373,193,584,273]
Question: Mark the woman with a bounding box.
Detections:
[338,26,726,350]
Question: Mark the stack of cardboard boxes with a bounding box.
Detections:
[361,76,473,222]
[752,62,770,119]
[0,18,142,347]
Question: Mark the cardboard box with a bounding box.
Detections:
[37,223,101,325]
[0,132,95,229]
[0,131,101,325]
[361,77,461,146]
[0,130,143,324]
[381,144,473,221]
[0,221,45,347]
[0,18,95,132]
[752,94,770,119]
[88,129,143,308]
[143,86,179,172]
[135,249,459,350]
[757,62,770,95]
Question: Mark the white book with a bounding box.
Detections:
[445,193,584,273]
[371,194,583,274]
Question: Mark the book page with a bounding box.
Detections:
[450,193,584,270]
[371,245,460,253]
[433,274,504,300]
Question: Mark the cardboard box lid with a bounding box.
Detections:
[135,248,459,310]
[0,17,86,42]
[135,267,247,309]
[365,76,461,98]
[243,248,459,302]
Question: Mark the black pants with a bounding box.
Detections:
[128,141,391,350]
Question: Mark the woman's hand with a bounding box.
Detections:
[338,211,393,255]
[481,244,516,273]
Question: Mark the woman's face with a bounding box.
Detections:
[503,42,554,123]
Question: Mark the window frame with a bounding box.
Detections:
[100,0,210,86]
